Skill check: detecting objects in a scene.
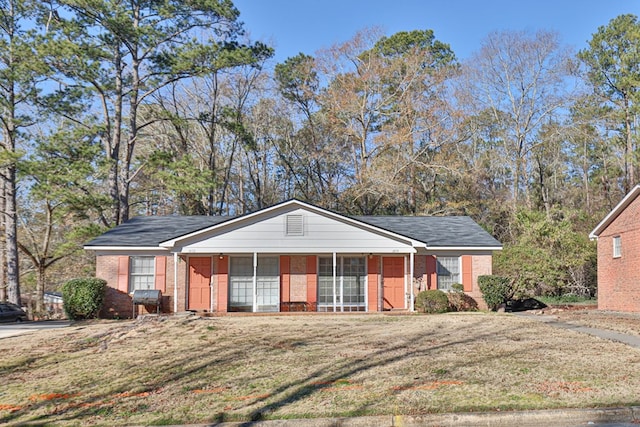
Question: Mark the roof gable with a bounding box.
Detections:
[590,185,640,239]
[160,200,423,250]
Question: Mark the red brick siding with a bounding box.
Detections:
[597,194,640,312]
[97,255,133,318]
[410,254,492,310]
[470,255,492,310]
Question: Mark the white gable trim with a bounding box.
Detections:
[159,199,425,249]
[589,185,640,240]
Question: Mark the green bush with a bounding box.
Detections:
[415,290,450,314]
[478,275,512,311]
[62,278,106,320]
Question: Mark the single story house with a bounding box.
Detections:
[589,185,640,312]
[85,199,502,317]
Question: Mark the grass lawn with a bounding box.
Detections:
[2,312,640,426]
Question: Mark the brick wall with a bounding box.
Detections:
[470,254,492,310]
[597,194,640,312]
[96,254,188,318]
[410,254,492,310]
[97,255,133,318]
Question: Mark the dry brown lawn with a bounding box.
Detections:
[548,306,640,337]
[2,311,640,426]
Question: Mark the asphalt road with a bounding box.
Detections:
[0,320,71,339]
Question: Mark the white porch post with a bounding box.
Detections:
[410,252,415,312]
[332,252,337,312]
[253,252,258,312]
[173,252,178,313]
[210,257,214,313]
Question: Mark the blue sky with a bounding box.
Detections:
[233,0,639,63]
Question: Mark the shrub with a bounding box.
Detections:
[415,290,449,314]
[447,284,478,312]
[62,278,106,320]
[478,275,512,311]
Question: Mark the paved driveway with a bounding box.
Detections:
[0,320,71,339]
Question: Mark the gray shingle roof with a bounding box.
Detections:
[354,216,501,248]
[86,212,501,249]
[86,216,231,247]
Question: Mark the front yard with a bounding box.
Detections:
[1,311,640,426]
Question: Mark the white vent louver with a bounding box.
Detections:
[286,214,304,236]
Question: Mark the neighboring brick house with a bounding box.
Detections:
[590,185,640,312]
[85,199,502,318]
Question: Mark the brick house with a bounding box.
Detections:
[85,199,502,318]
[590,185,640,312]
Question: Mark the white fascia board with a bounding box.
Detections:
[427,246,503,251]
[160,199,424,249]
[589,184,640,240]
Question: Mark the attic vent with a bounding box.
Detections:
[286,214,304,236]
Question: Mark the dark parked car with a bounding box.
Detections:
[0,302,27,323]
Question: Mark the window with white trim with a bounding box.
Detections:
[613,236,622,258]
[318,256,366,311]
[436,256,460,291]
[129,256,155,292]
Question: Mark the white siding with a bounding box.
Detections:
[175,208,415,254]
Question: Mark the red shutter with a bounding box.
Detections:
[217,256,229,312]
[367,256,379,311]
[462,255,473,292]
[281,256,291,303]
[306,256,317,305]
[117,256,130,292]
[426,255,437,290]
[155,256,167,293]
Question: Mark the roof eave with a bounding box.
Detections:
[427,246,503,251]
[84,245,167,252]
[589,184,640,239]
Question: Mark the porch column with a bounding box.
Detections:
[410,252,415,312]
[332,252,337,312]
[252,252,258,312]
[173,252,178,313]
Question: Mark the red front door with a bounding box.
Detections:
[383,257,405,309]
[188,257,211,310]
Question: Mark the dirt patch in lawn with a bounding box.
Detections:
[2,312,640,426]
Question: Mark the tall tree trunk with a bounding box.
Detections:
[35,263,45,314]
[108,47,124,226]
[624,97,635,192]
[0,177,5,301]
[5,163,20,305]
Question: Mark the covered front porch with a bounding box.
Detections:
[179,252,417,314]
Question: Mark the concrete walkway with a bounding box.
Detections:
[0,320,71,339]
[160,406,640,426]
[514,311,640,349]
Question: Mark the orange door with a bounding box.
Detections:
[188,257,211,310]
[383,257,405,309]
